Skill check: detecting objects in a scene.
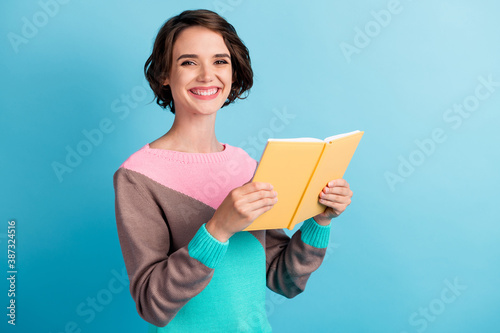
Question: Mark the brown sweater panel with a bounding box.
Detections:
[114,168,216,327]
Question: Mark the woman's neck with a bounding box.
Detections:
[150,112,223,153]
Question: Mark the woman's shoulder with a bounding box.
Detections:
[117,143,150,170]
[114,143,173,184]
[224,144,258,170]
[225,144,256,162]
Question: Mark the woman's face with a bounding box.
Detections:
[164,25,234,116]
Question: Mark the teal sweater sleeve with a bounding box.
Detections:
[188,223,229,269]
[299,217,331,248]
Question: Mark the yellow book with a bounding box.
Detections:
[244,130,364,231]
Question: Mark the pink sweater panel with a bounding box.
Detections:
[120,143,258,209]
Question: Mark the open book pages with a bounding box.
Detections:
[268,130,361,143]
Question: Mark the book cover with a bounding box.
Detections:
[244,130,364,231]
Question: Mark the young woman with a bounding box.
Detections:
[113,9,353,332]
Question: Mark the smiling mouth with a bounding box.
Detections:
[190,88,219,96]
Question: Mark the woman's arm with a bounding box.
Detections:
[113,168,228,327]
[265,218,331,298]
[265,178,353,297]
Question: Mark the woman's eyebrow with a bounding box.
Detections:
[214,53,231,59]
[176,53,231,61]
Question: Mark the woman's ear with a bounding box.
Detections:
[163,78,169,86]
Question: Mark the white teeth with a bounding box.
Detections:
[191,88,218,96]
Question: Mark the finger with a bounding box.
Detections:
[319,200,348,212]
[243,182,274,194]
[327,179,349,188]
[251,195,278,209]
[323,186,352,196]
[241,195,278,217]
[249,203,275,221]
[320,187,352,199]
[241,188,278,204]
[319,193,351,205]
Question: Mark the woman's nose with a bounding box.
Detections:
[197,64,214,82]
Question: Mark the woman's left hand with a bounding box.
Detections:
[313,179,353,225]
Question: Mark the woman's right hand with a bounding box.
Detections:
[205,182,278,242]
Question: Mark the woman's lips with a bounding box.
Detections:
[189,87,221,100]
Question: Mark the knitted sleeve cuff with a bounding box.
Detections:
[188,223,229,269]
[299,217,331,248]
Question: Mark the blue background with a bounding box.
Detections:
[1,0,499,332]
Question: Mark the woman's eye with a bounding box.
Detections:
[181,60,228,66]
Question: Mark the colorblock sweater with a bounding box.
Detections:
[113,143,332,332]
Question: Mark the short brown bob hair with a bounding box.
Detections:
[144,9,253,114]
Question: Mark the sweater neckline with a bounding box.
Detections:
[144,143,231,163]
